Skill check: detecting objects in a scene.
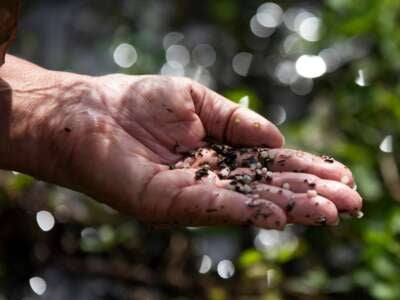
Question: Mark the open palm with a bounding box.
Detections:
[50,75,361,229]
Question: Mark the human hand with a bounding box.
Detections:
[174,144,362,228]
[0,58,362,229]
[49,74,289,228]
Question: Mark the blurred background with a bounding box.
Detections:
[2,0,400,299]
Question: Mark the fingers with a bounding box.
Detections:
[175,146,355,188]
[173,185,287,229]
[190,81,284,148]
[251,184,339,225]
[270,172,362,215]
[138,168,286,229]
[265,149,355,187]
[167,144,361,227]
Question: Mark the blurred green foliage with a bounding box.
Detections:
[282,0,400,299]
[1,0,400,299]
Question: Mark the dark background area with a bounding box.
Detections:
[1,0,400,299]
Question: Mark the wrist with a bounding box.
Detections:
[0,57,94,183]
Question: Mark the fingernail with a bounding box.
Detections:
[332,218,340,226]
[353,211,364,219]
[341,175,350,185]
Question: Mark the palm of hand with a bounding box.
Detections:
[60,75,361,229]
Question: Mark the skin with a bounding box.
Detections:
[177,147,362,226]
[0,55,362,229]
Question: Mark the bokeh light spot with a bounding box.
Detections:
[29,277,47,295]
[163,32,184,50]
[239,96,250,108]
[319,48,341,72]
[293,10,316,32]
[265,105,287,125]
[36,211,55,232]
[256,2,283,28]
[198,255,212,274]
[254,228,299,260]
[380,135,393,153]
[160,62,185,76]
[355,69,368,86]
[217,260,235,279]
[113,43,138,68]
[299,16,321,42]
[192,44,216,67]
[275,60,297,84]
[290,77,313,95]
[166,45,190,68]
[283,8,304,31]
[81,227,98,239]
[295,55,326,78]
[282,34,304,54]
[190,66,214,88]
[232,52,253,76]
[250,16,275,38]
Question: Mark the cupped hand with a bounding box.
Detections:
[174,145,362,228]
[18,73,361,229]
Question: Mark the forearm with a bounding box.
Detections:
[0,55,90,181]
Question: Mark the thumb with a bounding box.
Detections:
[190,81,284,148]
